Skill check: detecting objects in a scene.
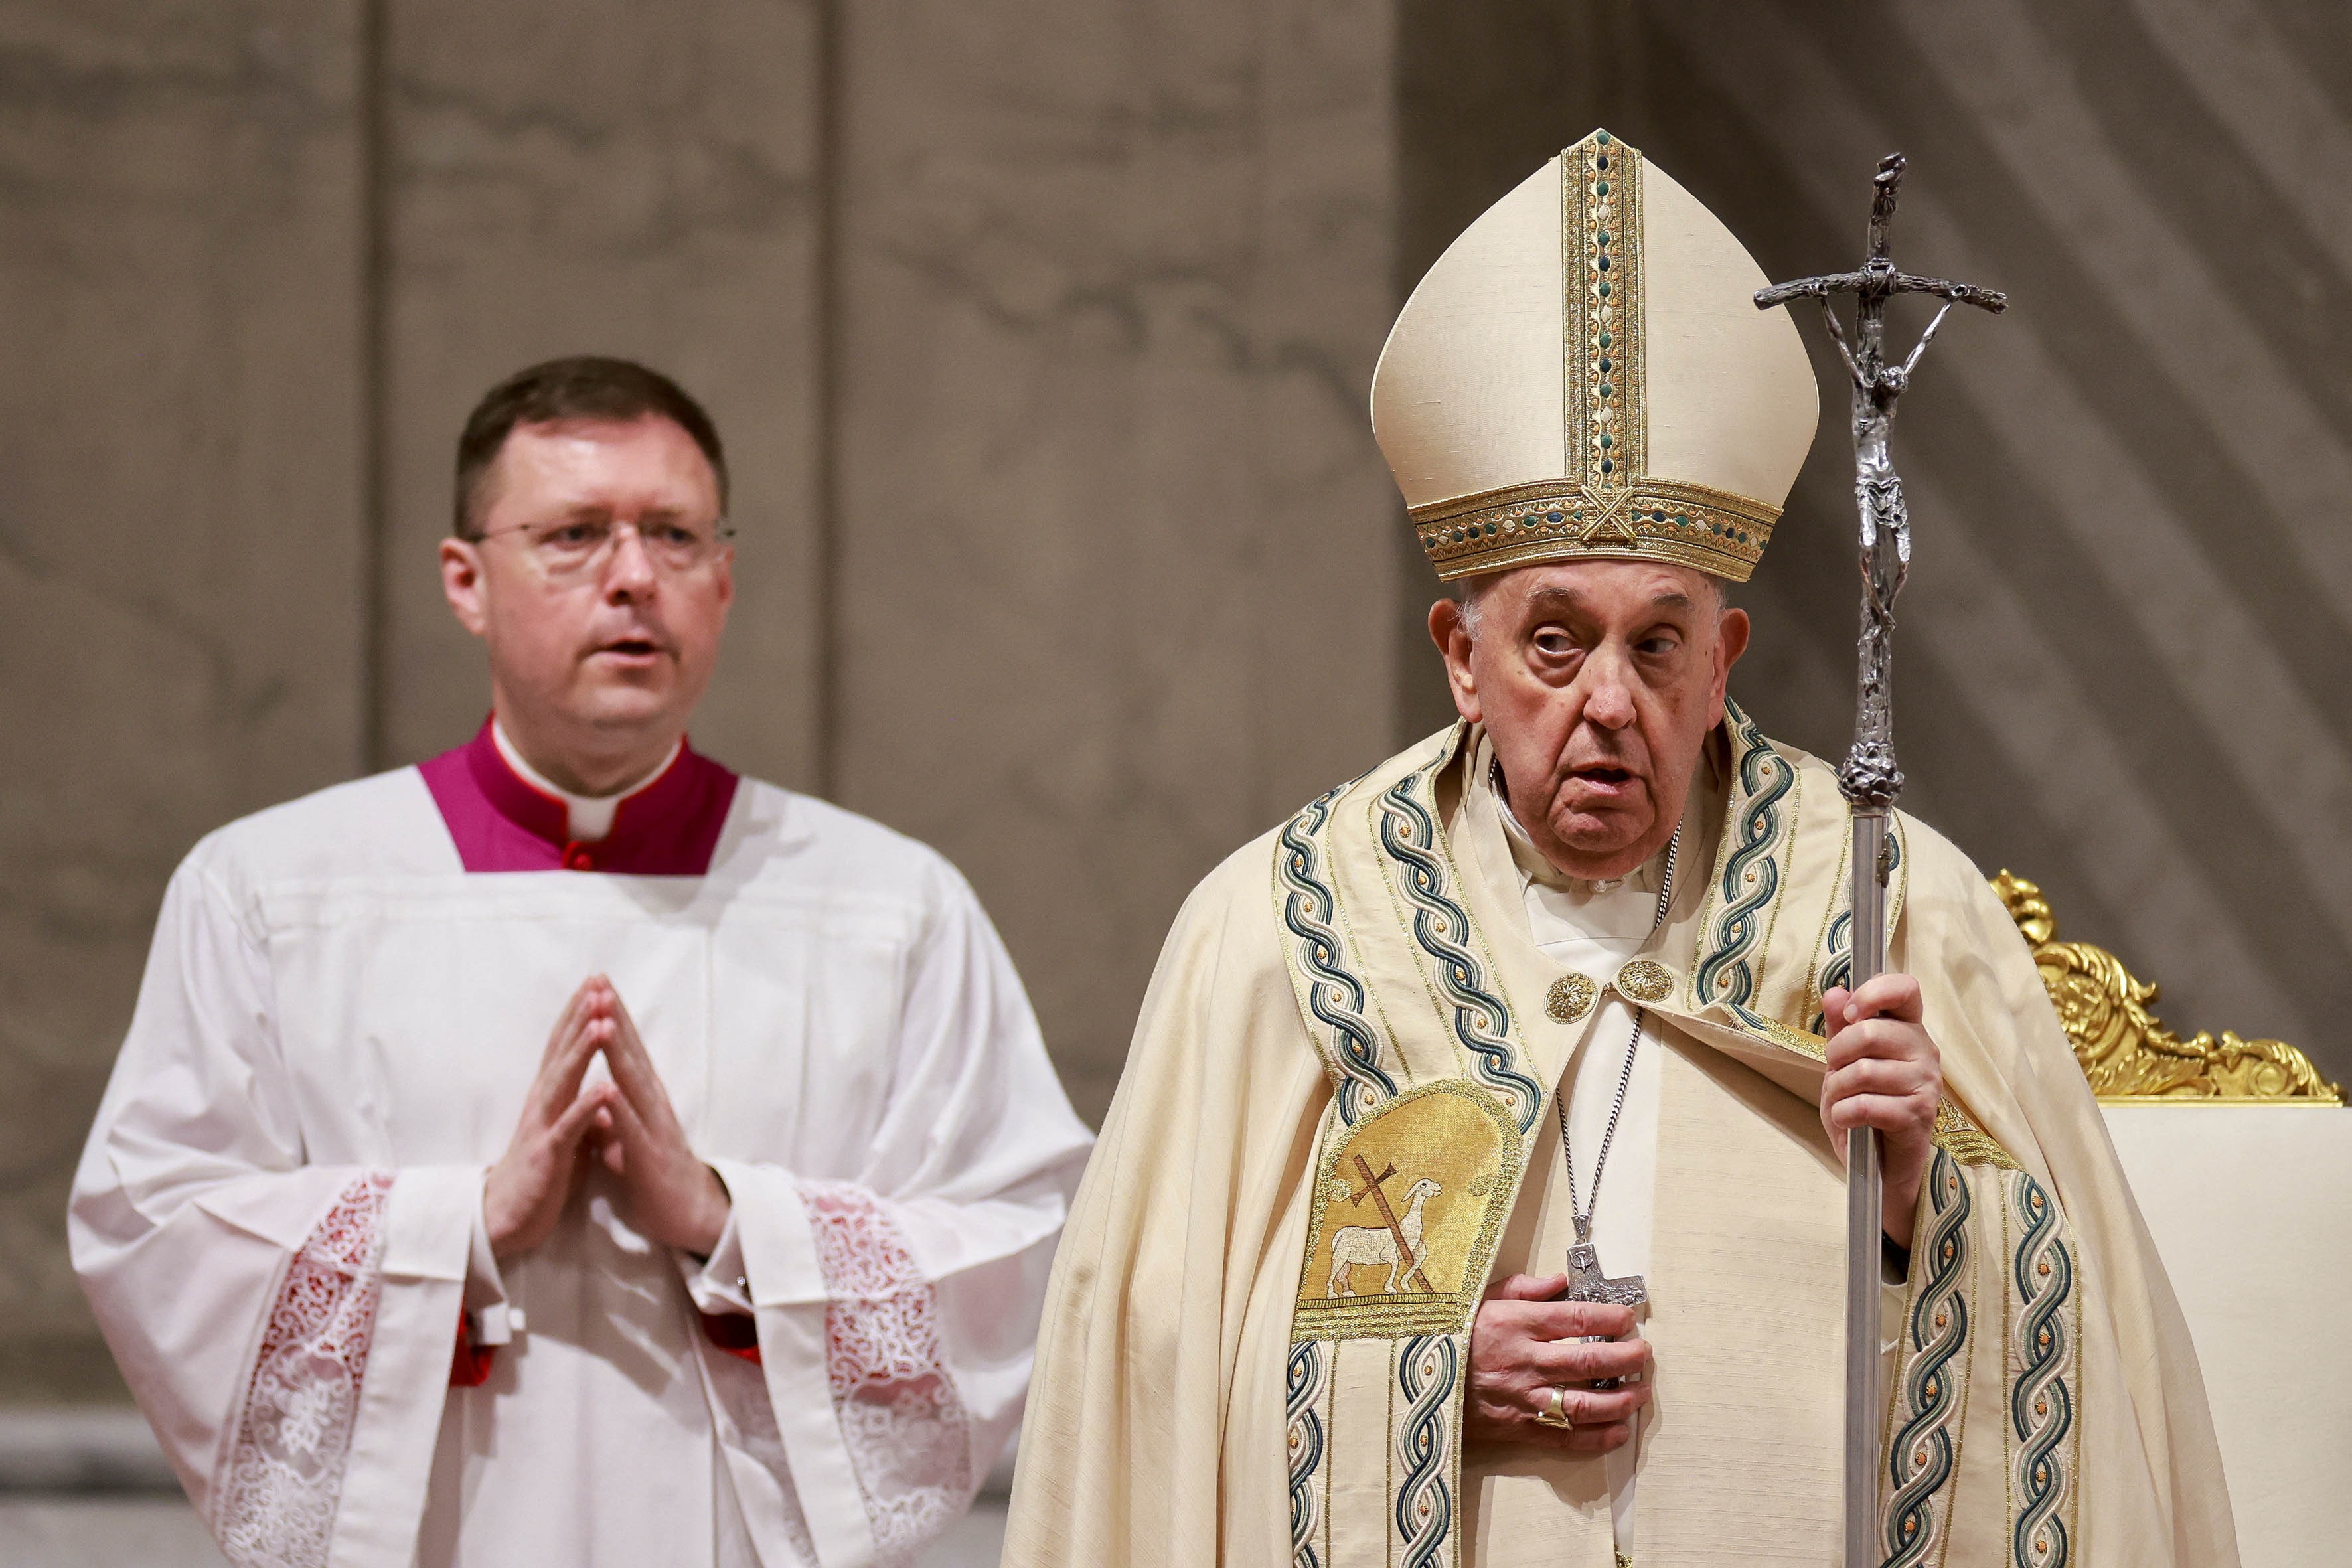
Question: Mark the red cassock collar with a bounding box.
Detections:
[418,720,740,875]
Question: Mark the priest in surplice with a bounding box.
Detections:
[70,356,1094,1568]
[1004,134,2234,1568]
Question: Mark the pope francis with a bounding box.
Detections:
[1003,133,2236,1568]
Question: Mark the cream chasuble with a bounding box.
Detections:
[1010,126,2231,1568]
[1004,710,2237,1568]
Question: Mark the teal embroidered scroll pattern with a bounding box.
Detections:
[1375,775,1543,1131]
[1880,1150,1974,1568]
[1694,704,1796,1010]
[2007,1172,2079,1568]
[1814,909,1853,1034]
[1287,1340,1328,1568]
[1394,1335,1458,1568]
[1279,787,1398,1123]
[1809,826,1904,1034]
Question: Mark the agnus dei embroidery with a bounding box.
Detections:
[1292,1083,1522,1344]
[1273,734,1536,1568]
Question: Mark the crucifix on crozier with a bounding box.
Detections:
[1751,153,2005,808]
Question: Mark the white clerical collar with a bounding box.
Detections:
[491,720,681,843]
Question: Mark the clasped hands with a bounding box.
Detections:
[481,975,730,1259]
[1466,971,1941,1450]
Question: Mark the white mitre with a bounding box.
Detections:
[1373,129,1818,582]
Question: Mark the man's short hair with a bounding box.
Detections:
[453,356,729,539]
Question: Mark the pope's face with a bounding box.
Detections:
[439,415,732,789]
[1429,560,1749,882]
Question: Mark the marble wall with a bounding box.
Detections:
[378,0,826,787]
[830,0,1398,1115]
[0,1,370,1400]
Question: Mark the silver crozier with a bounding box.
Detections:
[1755,153,2004,1568]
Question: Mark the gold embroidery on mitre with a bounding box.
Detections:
[1293,1082,1523,1342]
[1547,973,1599,1024]
[1413,477,1779,584]
[1409,131,1782,584]
[1614,959,1675,1005]
[1565,132,1647,495]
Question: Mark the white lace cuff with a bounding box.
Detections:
[213,1172,393,1568]
[797,1180,976,1563]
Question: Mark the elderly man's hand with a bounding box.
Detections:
[1819,972,1943,1251]
[1466,1274,1652,1450]
[586,977,733,1257]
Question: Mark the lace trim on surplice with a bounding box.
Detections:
[213,1172,393,1568]
[799,1179,976,1565]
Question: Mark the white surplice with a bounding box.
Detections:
[69,755,1094,1568]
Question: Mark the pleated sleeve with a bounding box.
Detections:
[696,857,1096,1568]
[69,848,475,1568]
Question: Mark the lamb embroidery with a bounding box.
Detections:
[1324,1159,1441,1297]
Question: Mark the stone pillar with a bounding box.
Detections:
[830,0,1400,1117]
[0,1,370,1399]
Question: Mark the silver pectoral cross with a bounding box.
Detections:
[1563,1216,1648,1310]
[1563,1217,1645,1393]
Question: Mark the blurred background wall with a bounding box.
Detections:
[3,0,2346,1409]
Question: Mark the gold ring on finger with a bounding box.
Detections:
[1533,1385,1576,1429]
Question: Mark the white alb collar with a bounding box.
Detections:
[491,720,681,842]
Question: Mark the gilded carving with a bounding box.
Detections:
[1992,872,2342,1105]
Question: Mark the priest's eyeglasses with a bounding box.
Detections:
[477,514,736,582]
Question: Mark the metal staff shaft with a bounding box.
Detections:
[1845,809,1891,1568]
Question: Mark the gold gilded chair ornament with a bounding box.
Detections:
[1992,871,2342,1104]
